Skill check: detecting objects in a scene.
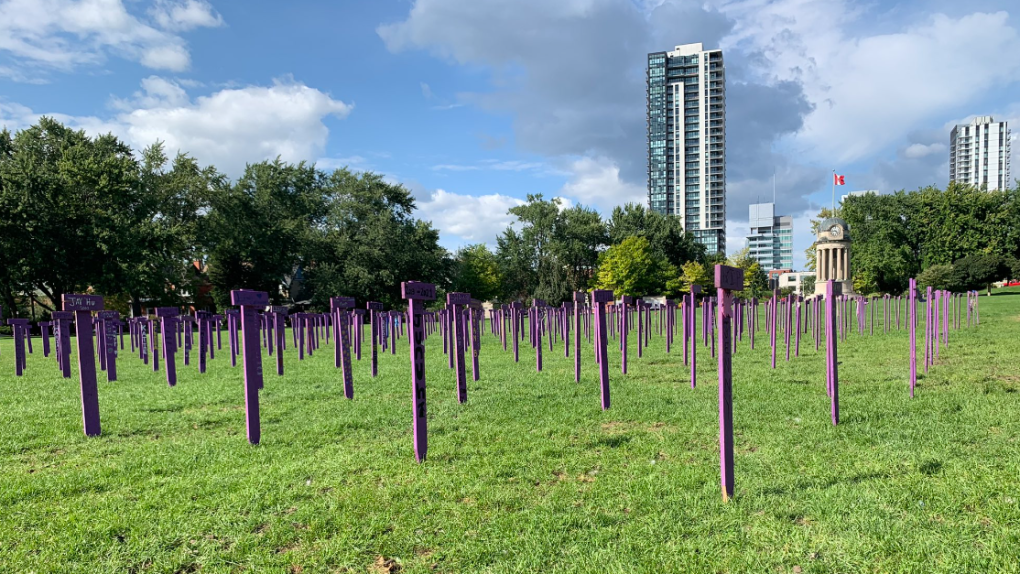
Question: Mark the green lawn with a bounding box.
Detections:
[1,292,1019,573]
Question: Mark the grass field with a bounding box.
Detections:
[2,291,1019,573]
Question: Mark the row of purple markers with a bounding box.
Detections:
[3,271,981,502]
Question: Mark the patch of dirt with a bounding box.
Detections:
[369,556,402,574]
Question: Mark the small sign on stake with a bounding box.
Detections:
[403,281,436,463]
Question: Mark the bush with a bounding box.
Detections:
[917,264,956,291]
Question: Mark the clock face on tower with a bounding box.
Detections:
[829,225,842,238]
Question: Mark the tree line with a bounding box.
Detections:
[806,183,1020,295]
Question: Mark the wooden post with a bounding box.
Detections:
[714,265,742,502]
[231,290,269,445]
[403,281,436,463]
[62,294,104,437]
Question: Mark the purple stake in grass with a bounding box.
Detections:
[469,299,483,381]
[573,292,585,382]
[331,297,356,399]
[225,309,240,367]
[532,298,546,373]
[591,289,614,410]
[354,309,366,361]
[155,308,180,386]
[448,292,471,400]
[268,306,288,376]
[825,281,841,425]
[511,302,522,363]
[402,281,436,463]
[690,285,701,388]
[367,302,383,377]
[770,289,778,369]
[63,294,104,437]
[7,319,29,376]
[196,311,210,373]
[40,321,52,358]
[619,296,632,374]
[715,264,742,502]
[53,311,73,378]
[231,290,269,444]
[98,311,119,381]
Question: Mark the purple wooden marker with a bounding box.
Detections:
[367,302,383,377]
[7,319,29,376]
[448,292,471,400]
[331,297,356,399]
[98,311,119,381]
[573,292,584,382]
[511,302,522,362]
[231,290,268,444]
[267,306,288,376]
[532,298,546,373]
[52,311,73,378]
[63,294,104,437]
[155,308,180,386]
[591,290,614,409]
[469,299,482,382]
[825,281,840,424]
[40,321,51,358]
[690,285,701,389]
[715,264,742,501]
[619,296,633,374]
[402,281,436,463]
[770,289,778,369]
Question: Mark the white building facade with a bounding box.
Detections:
[747,202,792,271]
[950,116,1011,191]
[647,43,726,255]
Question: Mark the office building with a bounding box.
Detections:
[647,43,726,254]
[950,116,1011,191]
[747,202,792,271]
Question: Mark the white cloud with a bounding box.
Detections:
[903,142,947,159]
[415,189,526,247]
[420,82,433,99]
[7,77,353,177]
[558,156,646,211]
[0,0,222,77]
[150,0,224,32]
[316,155,368,171]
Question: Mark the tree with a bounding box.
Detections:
[801,275,816,295]
[727,247,769,299]
[204,159,327,307]
[304,169,451,310]
[917,264,955,291]
[553,204,607,292]
[950,253,1011,294]
[607,203,705,267]
[452,244,502,302]
[594,236,663,297]
[495,228,534,302]
[677,260,712,294]
[0,118,152,312]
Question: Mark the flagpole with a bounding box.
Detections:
[831,170,835,212]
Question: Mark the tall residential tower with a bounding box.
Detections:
[747,202,792,271]
[950,116,1011,191]
[647,43,726,254]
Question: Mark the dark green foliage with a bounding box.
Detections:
[949,254,1011,293]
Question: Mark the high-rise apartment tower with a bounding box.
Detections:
[647,43,726,254]
[950,116,1011,191]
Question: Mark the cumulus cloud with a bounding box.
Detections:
[414,188,526,248]
[0,0,222,78]
[7,76,353,177]
[150,0,224,32]
[558,156,647,211]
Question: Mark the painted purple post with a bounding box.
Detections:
[331,297,356,399]
[98,311,119,381]
[825,281,841,425]
[689,285,701,389]
[225,309,240,367]
[196,311,211,374]
[52,311,73,378]
[924,286,932,373]
[469,299,483,381]
[40,321,52,358]
[63,294,104,437]
[402,281,436,463]
[636,299,644,359]
[367,302,383,377]
[511,302,522,363]
[7,319,29,375]
[149,316,159,372]
[591,289,614,410]
[770,289,778,369]
[794,295,802,357]
[155,308,179,386]
[573,292,584,382]
[353,309,365,361]
[267,306,288,376]
[619,296,633,374]
[714,264,742,502]
[230,290,268,444]
[448,292,471,400]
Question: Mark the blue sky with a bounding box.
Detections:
[2,0,1019,269]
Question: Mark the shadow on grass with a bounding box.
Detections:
[757,470,895,497]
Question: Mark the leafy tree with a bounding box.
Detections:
[727,247,769,299]
[554,204,607,292]
[607,203,705,267]
[801,275,816,295]
[950,253,1011,294]
[451,244,502,302]
[304,169,451,310]
[495,228,534,302]
[917,264,955,291]
[677,261,711,294]
[594,236,663,297]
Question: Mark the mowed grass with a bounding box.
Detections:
[1,292,1019,574]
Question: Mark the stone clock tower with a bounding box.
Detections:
[814,217,854,296]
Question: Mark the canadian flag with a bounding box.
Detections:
[833,173,846,186]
